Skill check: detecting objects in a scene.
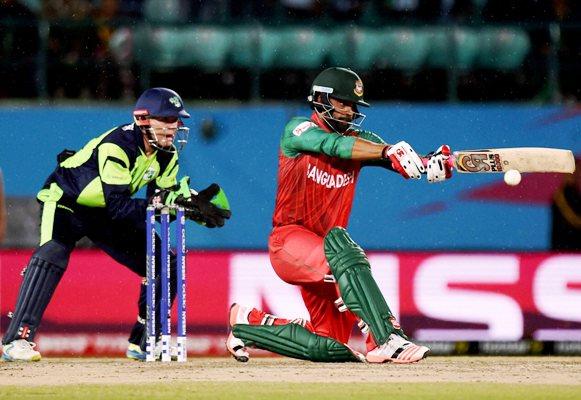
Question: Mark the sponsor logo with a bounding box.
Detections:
[354,80,364,97]
[306,163,355,189]
[2,251,581,357]
[143,167,156,182]
[19,325,31,339]
[490,153,504,171]
[292,121,316,137]
[169,96,182,108]
[457,153,504,172]
[312,85,334,94]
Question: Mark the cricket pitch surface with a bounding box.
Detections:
[1,357,580,399]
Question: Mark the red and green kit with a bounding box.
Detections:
[232,113,405,362]
[272,113,385,235]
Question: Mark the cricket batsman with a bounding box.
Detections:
[1,87,231,361]
[227,67,452,363]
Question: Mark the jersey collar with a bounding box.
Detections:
[311,112,331,132]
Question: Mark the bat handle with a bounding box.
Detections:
[422,145,455,171]
[447,155,456,170]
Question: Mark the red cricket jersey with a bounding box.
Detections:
[272,113,362,237]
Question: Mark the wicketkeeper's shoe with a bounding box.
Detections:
[126,343,145,361]
[226,303,250,362]
[1,339,42,362]
[366,334,429,364]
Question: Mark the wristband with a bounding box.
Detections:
[381,145,391,159]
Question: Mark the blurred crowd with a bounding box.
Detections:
[246,0,581,23]
[0,0,580,101]
[7,0,577,23]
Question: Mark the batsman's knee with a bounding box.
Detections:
[307,330,359,362]
[232,323,362,362]
[324,227,370,277]
[323,227,397,344]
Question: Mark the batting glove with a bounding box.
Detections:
[425,145,453,183]
[384,141,425,179]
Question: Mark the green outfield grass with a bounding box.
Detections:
[1,382,580,400]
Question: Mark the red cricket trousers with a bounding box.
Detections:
[268,224,358,344]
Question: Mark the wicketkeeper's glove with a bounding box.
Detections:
[149,177,231,228]
[149,176,192,209]
[176,183,231,228]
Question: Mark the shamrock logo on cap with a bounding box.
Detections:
[169,96,181,108]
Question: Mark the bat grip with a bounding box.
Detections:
[421,147,455,171]
[446,155,456,170]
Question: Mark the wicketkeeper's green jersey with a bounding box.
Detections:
[37,123,178,226]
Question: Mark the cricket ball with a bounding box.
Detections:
[504,169,521,186]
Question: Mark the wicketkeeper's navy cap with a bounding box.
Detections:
[133,87,190,119]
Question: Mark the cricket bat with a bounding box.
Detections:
[450,147,576,174]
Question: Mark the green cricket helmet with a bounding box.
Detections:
[308,67,370,107]
[307,67,369,133]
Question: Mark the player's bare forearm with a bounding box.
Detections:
[350,137,388,160]
[353,139,403,174]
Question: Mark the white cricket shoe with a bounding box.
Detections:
[226,303,250,362]
[226,332,249,363]
[2,339,42,362]
[366,334,429,364]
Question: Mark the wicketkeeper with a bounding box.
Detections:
[1,87,231,362]
[227,67,452,363]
